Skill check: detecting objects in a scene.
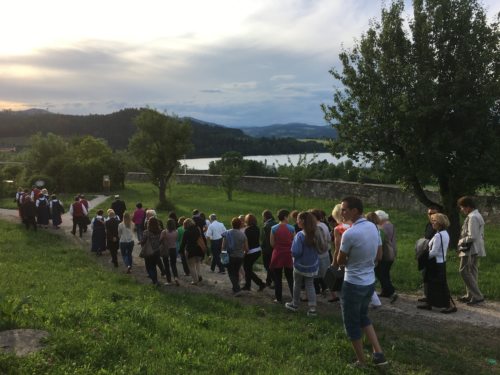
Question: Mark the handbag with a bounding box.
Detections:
[458,241,472,252]
[221,251,229,265]
[324,266,344,291]
[197,235,207,253]
[139,237,154,258]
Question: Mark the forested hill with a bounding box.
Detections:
[239,123,337,139]
[0,108,326,158]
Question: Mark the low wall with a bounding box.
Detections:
[126,172,500,223]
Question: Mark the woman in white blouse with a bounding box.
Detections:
[118,212,135,273]
[417,213,457,314]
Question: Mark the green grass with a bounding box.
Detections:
[1,220,499,374]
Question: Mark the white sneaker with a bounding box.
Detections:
[285,302,298,312]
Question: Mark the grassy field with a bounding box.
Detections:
[1,181,499,374]
[0,219,499,374]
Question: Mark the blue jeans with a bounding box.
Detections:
[340,281,375,340]
[145,253,159,284]
[136,225,144,242]
[120,241,134,268]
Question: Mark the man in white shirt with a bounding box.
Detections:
[337,196,387,368]
[205,214,227,273]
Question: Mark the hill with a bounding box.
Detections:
[0,109,326,158]
[239,123,337,139]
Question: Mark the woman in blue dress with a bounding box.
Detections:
[91,209,106,256]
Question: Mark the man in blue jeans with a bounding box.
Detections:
[337,196,388,368]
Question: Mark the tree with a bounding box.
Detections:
[322,0,500,245]
[219,151,244,201]
[277,154,317,209]
[129,109,192,209]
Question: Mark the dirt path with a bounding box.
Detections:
[3,197,500,333]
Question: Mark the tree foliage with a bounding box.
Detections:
[128,109,192,208]
[20,133,125,192]
[322,0,500,244]
[217,151,245,201]
[277,154,317,209]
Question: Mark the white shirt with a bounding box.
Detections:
[428,230,449,264]
[118,222,135,243]
[206,220,227,240]
[340,218,379,286]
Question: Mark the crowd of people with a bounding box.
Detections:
[12,188,488,368]
[15,186,65,231]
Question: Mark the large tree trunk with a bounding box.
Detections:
[438,177,460,248]
[158,176,167,205]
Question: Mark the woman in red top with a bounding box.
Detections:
[269,209,295,303]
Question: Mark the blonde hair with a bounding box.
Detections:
[123,212,132,228]
[431,213,450,229]
[332,204,342,223]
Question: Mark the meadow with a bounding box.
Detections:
[1,182,499,374]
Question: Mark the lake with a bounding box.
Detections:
[181,153,362,170]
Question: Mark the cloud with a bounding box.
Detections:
[2,1,496,127]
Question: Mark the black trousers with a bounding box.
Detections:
[227,257,243,293]
[162,248,178,282]
[272,267,293,302]
[375,260,395,297]
[243,252,265,289]
[262,249,273,286]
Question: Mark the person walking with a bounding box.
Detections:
[337,196,387,368]
[179,218,205,285]
[261,210,277,288]
[285,211,320,316]
[70,196,88,237]
[160,218,179,285]
[242,214,266,291]
[457,196,486,306]
[105,209,120,267]
[140,217,162,286]
[374,210,398,303]
[49,194,64,229]
[177,216,190,276]
[222,217,248,296]
[205,214,227,274]
[118,212,135,273]
[417,213,457,314]
[132,203,146,242]
[111,195,126,222]
[91,210,106,256]
[20,195,37,231]
[269,209,295,303]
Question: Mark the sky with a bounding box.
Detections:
[0,0,498,127]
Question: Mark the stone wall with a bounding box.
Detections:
[126,172,500,222]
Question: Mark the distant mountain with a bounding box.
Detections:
[0,108,327,158]
[238,123,337,139]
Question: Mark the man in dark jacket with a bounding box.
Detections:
[260,209,277,287]
[111,195,126,222]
